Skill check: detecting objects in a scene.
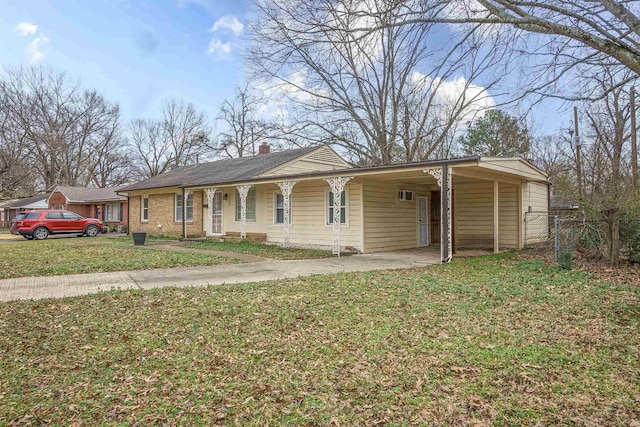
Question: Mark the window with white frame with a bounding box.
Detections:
[105,203,122,221]
[235,188,256,222]
[326,190,347,225]
[175,193,193,222]
[397,190,414,201]
[274,192,293,224]
[141,196,149,221]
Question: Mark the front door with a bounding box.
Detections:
[418,196,429,246]
[212,191,223,235]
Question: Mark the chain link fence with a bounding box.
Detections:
[524,211,587,268]
[525,210,640,268]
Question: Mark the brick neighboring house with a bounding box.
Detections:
[0,194,49,228]
[47,186,129,231]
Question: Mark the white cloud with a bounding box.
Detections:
[26,34,50,62]
[209,16,244,36]
[15,22,38,36]
[206,38,231,55]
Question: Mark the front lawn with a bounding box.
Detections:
[0,237,241,279]
[1,254,638,425]
[184,240,332,260]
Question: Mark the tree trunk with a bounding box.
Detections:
[608,209,621,266]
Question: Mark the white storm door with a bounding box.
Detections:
[212,191,223,235]
[418,197,429,246]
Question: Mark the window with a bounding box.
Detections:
[274,193,293,224]
[62,212,83,220]
[175,193,193,222]
[104,203,122,221]
[24,212,41,219]
[235,188,256,222]
[141,196,149,221]
[46,212,64,219]
[327,190,347,225]
[398,190,414,201]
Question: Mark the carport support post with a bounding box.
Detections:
[204,187,217,237]
[441,165,452,263]
[494,181,499,253]
[237,185,252,239]
[277,181,297,247]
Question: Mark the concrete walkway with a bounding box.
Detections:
[0,248,440,302]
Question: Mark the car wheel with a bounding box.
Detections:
[33,227,49,240]
[85,225,99,237]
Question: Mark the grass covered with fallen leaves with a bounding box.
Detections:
[1,254,638,425]
[0,237,241,279]
[184,240,332,260]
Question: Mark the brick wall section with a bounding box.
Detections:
[129,191,204,237]
[48,192,66,209]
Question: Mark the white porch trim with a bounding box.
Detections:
[324,176,353,256]
[276,181,297,247]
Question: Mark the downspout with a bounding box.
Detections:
[182,187,187,239]
[127,196,130,236]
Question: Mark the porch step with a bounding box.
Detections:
[220,232,267,243]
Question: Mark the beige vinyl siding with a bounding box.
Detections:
[523,181,549,243]
[455,180,494,248]
[498,183,520,248]
[223,185,268,235]
[260,147,351,177]
[264,180,362,251]
[362,179,420,253]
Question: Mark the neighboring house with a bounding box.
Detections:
[47,186,129,230]
[0,194,49,228]
[550,196,580,212]
[120,144,549,262]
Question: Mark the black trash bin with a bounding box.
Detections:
[132,232,147,246]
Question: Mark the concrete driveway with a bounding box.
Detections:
[0,248,441,302]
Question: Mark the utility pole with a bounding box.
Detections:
[574,106,583,201]
[631,87,638,194]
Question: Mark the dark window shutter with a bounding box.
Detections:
[119,203,123,221]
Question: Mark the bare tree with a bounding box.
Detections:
[347,1,639,100]
[0,66,128,191]
[212,85,280,158]
[130,98,211,178]
[579,69,635,265]
[249,0,509,165]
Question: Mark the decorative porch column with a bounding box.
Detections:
[182,189,191,239]
[276,181,297,247]
[425,165,452,263]
[204,187,217,237]
[324,176,353,256]
[236,185,252,239]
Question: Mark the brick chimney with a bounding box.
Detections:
[258,143,270,155]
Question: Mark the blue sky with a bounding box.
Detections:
[0,0,250,123]
[0,0,569,137]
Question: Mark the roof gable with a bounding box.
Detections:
[258,146,352,177]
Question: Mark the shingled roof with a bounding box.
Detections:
[121,146,321,192]
[0,194,48,209]
[50,186,127,203]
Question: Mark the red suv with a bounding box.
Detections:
[10,210,105,240]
